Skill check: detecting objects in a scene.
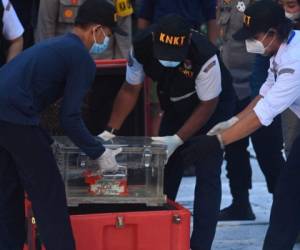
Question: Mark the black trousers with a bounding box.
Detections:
[225,98,285,197]
[0,121,75,250]
[159,97,235,250]
[263,135,300,250]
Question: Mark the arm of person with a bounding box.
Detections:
[207,19,219,45]
[201,0,218,44]
[221,61,300,145]
[35,0,59,42]
[236,64,276,120]
[177,54,222,141]
[137,0,154,30]
[177,98,218,141]
[108,82,143,129]
[60,55,105,159]
[107,48,145,130]
[6,36,23,62]
[236,95,262,120]
[2,0,24,61]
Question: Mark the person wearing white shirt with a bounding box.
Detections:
[184,1,300,249]
[0,0,24,65]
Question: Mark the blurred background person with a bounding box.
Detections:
[137,0,219,44]
[35,0,132,59]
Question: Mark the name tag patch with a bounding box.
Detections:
[203,61,216,73]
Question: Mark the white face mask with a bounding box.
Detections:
[245,39,265,54]
[245,31,275,55]
[285,11,300,21]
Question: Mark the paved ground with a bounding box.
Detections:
[177,149,300,250]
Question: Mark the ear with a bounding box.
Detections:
[92,25,102,34]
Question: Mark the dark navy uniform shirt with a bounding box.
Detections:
[138,0,217,28]
[0,33,105,159]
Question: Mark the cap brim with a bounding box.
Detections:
[233,27,254,41]
[112,26,128,36]
[153,42,189,61]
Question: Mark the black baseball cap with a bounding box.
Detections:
[153,14,191,61]
[233,0,287,41]
[75,0,127,36]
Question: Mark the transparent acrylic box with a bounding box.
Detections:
[52,136,167,206]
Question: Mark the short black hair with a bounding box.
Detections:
[274,19,294,41]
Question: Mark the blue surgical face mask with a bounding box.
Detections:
[158,60,181,68]
[90,27,110,55]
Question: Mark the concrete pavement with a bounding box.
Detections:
[177,154,300,250]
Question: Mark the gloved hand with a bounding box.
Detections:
[96,148,122,174]
[181,135,224,166]
[151,134,183,160]
[207,116,239,136]
[98,130,116,141]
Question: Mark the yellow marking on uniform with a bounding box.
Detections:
[244,15,251,26]
[115,0,133,17]
[159,33,186,46]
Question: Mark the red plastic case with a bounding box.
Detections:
[24,200,190,250]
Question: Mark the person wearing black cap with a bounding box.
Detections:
[0,0,126,249]
[215,0,285,222]
[99,14,236,250]
[182,0,300,249]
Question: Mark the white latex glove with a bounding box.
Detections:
[207,116,239,136]
[151,134,183,160]
[98,130,116,141]
[96,148,122,174]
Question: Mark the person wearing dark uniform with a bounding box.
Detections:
[216,0,285,221]
[183,1,300,249]
[0,0,126,249]
[99,14,235,250]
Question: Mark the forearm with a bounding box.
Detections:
[177,99,218,141]
[61,115,105,159]
[6,37,23,62]
[207,19,219,45]
[236,95,262,120]
[108,82,142,129]
[221,110,262,145]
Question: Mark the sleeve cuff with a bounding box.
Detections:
[253,99,274,126]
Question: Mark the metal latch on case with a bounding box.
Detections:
[142,147,152,168]
[173,214,181,224]
[116,216,125,228]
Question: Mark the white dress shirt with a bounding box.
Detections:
[2,0,24,41]
[254,30,300,126]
